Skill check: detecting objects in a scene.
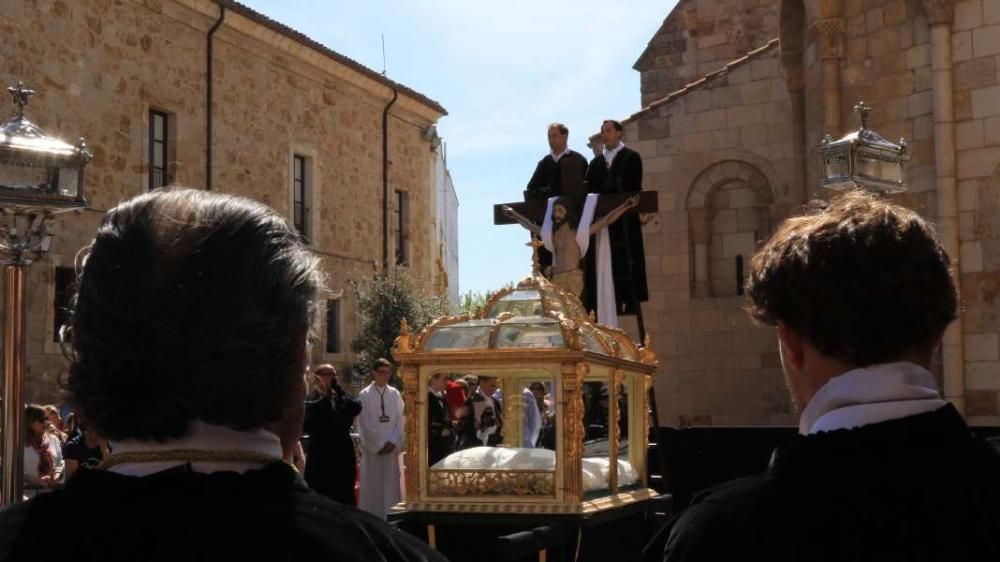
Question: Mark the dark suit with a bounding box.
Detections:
[585,146,648,314]
[303,384,362,506]
[456,393,504,449]
[525,150,590,274]
[427,390,452,466]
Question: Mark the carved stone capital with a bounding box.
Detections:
[811,18,845,59]
[921,0,955,25]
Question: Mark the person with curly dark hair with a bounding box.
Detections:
[0,188,444,561]
[653,191,1000,562]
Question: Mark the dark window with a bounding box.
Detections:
[149,110,169,191]
[293,155,308,238]
[325,299,341,354]
[735,255,745,296]
[53,266,75,343]
[394,190,408,266]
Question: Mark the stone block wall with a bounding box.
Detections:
[950,0,1000,425]
[635,0,781,107]
[0,0,444,403]
[625,46,799,427]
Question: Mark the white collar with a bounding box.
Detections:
[108,421,283,477]
[602,142,625,164]
[550,147,570,162]
[798,362,947,435]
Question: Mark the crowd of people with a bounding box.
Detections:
[22,403,110,497]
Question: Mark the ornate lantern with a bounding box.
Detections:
[820,101,909,194]
[0,82,91,505]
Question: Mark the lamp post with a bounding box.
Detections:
[819,101,910,193]
[0,82,89,505]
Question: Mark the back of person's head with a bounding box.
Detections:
[746,190,956,366]
[66,188,324,442]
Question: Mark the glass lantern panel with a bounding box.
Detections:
[422,325,492,350]
[489,290,543,317]
[58,166,79,197]
[0,162,50,190]
[581,328,607,354]
[427,371,557,498]
[496,321,564,348]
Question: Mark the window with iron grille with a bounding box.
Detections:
[394,190,408,266]
[325,299,341,354]
[293,154,308,238]
[53,266,75,343]
[149,110,169,191]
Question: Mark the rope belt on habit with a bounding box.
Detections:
[98,449,285,470]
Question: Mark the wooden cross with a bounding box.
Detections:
[493,191,658,226]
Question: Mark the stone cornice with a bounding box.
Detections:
[171,0,446,123]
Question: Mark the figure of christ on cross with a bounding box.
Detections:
[501,194,639,298]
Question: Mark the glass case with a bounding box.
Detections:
[392,274,658,515]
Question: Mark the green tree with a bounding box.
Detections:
[351,268,444,384]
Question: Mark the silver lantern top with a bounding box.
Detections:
[819,101,909,194]
[0,82,91,211]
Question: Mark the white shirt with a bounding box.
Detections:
[357,382,404,455]
[550,147,570,162]
[799,362,948,435]
[602,142,625,167]
[108,421,283,477]
[24,433,64,485]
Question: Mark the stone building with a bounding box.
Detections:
[0,0,451,401]
[607,0,1000,427]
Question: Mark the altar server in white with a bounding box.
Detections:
[357,357,405,520]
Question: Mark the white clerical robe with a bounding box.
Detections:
[357,382,405,520]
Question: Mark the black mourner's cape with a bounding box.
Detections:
[647,405,1000,562]
[525,150,590,274]
[585,147,648,314]
[0,462,445,562]
[303,384,362,506]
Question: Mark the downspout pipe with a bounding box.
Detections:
[928,18,965,413]
[206,5,226,191]
[382,87,398,270]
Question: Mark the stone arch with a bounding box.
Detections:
[687,160,775,297]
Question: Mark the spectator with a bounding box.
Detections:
[63,420,110,479]
[427,373,452,466]
[23,404,64,495]
[0,188,443,561]
[456,376,503,449]
[43,405,68,444]
[654,191,1000,562]
[303,364,362,506]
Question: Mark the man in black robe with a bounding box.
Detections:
[650,192,1000,562]
[584,119,648,315]
[303,364,362,506]
[456,376,503,449]
[0,189,443,561]
[525,122,589,275]
[427,373,452,466]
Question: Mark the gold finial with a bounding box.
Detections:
[588,310,596,323]
[639,334,659,367]
[393,317,413,353]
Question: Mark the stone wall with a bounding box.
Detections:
[625,45,799,426]
[0,0,445,403]
[634,0,781,107]
[949,0,1000,425]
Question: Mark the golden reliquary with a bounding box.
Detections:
[391,273,658,515]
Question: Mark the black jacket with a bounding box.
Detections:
[303,384,362,505]
[427,391,452,466]
[585,147,648,313]
[525,150,589,205]
[0,462,444,561]
[651,405,1000,562]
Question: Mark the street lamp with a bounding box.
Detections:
[0,82,90,505]
[820,101,910,194]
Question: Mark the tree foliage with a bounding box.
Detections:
[351,268,445,383]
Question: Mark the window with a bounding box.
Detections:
[292,154,309,239]
[394,190,408,266]
[53,266,75,343]
[325,299,341,354]
[149,109,169,190]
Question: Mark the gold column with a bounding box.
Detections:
[609,369,624,492]
[401,366,420,501]
[2,264,26,505]
[561,362,585,502]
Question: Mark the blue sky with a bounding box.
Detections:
[242,0,676,296]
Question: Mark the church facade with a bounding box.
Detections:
[613,0,1000,426]
[1,0,451,401]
